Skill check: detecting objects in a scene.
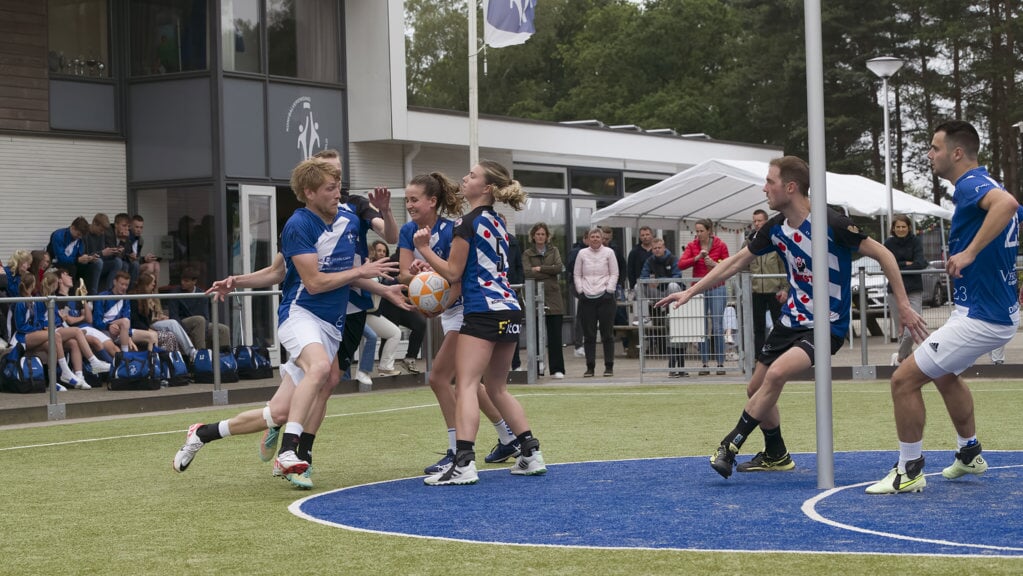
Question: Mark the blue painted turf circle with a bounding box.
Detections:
[290,450,1023,557]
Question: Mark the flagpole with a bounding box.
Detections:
[468,0,480,167]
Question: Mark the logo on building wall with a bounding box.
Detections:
[286,96,330,160]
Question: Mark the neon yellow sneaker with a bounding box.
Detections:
[866,456,926,494]
[942,442,988,479]
[737,451,796,472]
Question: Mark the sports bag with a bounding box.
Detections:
[234,345,273,380]
[193,348,239,383]
[109,350,160,391]
[157,349,191,387]
[1,344,47,393]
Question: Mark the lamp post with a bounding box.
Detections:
[866,56,904,236]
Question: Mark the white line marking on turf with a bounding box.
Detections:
[801,465,1023,553]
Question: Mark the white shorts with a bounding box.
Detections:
[278,307,342,384]
[80,325,111,344]
[441,305,464,334]
[914,308,1018,378]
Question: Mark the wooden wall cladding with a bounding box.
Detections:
[0,1,48,132]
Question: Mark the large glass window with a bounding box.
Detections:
[130,0,209,76]
[48,0,110,77]
[516,169,566,194]
[134,185,216,286]
[570,170,620,197]
[267,0,339,83]
[221,0,261,73]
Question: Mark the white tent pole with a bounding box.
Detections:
[468,1,479,167]
[804,0,834,490]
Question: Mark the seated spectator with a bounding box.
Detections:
[371,240,426,374]
[49,216,100,288]
[166,266,229,350]
[366,242,403,377]
[131,214,161,279]
[16,273,108,389]
[29,250,50,289]
[46,264,119,363]
[93,271,156,351]
[83,213,124,295]
[114,213,139,288]
[130,272,196,359]
[0,250,31,342]
[353,324,376,387]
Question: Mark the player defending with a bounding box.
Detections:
[656,155,927,478]
[866,120,1021,494]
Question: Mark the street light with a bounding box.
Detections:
[867,56,904,237]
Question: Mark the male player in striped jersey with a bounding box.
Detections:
[866,120,1021,494]
[656,155,927,479]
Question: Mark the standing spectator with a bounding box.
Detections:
[883,214,927,366]
[678,218,730,375]
[601,225,628,330]
[131,214,161,279]
[522,222,566,379]
[114,213,139,288]
[565,234,587,358]
[626,226,654,290]
[167,266,230,350]
[640,237,685,375]
[49,216,99,287]
[83,213,124,295]
[574,227,619,377]
[747,209,786,356]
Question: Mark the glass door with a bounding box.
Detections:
[240,184,280,365]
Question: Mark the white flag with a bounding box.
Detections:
[484,0,536,48]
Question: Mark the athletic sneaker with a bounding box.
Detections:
[273,450,309,476]
[710,442,738,479]
[89,356,112,374]
[286,466,313,490]
[424,460,478,486]
[259,427,280,463]
[736,451,795,472]
[485,440,521,464]
[865,456,926,494]
[424,450,455,475]
[942,442,988,479]
[511,450,547,476]
[172,423,205,472]
[400,358,420,374]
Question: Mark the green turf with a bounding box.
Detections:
[1,380,1021,575]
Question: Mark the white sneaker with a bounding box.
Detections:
[424,460,478,486]
[89,357,112,374]
[55,383,68,392]
[573,347,585,358]
[59,369,84,389]
[355,370,373,386]
[511,450,547,476]
[172,423,205,472]
[273,450,309,476]
[552,372,565,379]
[890,352,900,366]
[74,372,91,390]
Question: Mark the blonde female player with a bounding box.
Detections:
[413,160,546,485]
[399,172,522,475]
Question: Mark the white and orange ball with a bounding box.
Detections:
[408,271,451,314]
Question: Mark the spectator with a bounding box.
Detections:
[600,225,628,326]
[883,214,927,366]
[83,213,124,295]
[626,226,655,290]
[93,270,154,351]
[522,222,566,379]
[747,209,786,356]
[574,227,619,377]
[166,266,230,350]
[640,238,685,376]
[565,233,587,358]
[131,214,161,279]
[48,216,99,286]
[14,273,96,390]
[131,272,196,359]
[114,213,139,288]
[365,243,403,377]
[372,240,426,374]
[29,250,50,290]
[39,268,113,375]
[47,263,119,363]
[3,250,32,297]
[353,324,377,387]
[677,218,730,375]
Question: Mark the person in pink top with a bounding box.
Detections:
[573,227,619,377]
[677,218,730,375]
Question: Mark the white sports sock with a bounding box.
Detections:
[494,419,516,445]
[218,420,232,439]
[956,434,977,449]
[897,441,923,473]
[284,421,304,438]
[58,358,72,374]
[447,428,456,452]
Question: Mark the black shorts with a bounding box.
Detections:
[757,323,844,366]
[460,311,523,343]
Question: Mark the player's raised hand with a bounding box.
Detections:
[412,227,431,249]
[369,187,392,213]
[206,276,236,302]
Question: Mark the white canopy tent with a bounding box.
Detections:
[591,158,951,229]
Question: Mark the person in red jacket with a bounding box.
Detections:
[677,218,730,375]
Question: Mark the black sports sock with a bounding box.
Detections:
[762,425,786,458]
[516,430,539,456]
[722,410,761,450]
[454,440,475,466]
[280,432,300,455]
[195,423,222,444]
[297,432,316,464]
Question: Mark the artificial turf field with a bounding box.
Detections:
[2,380,1021,575]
